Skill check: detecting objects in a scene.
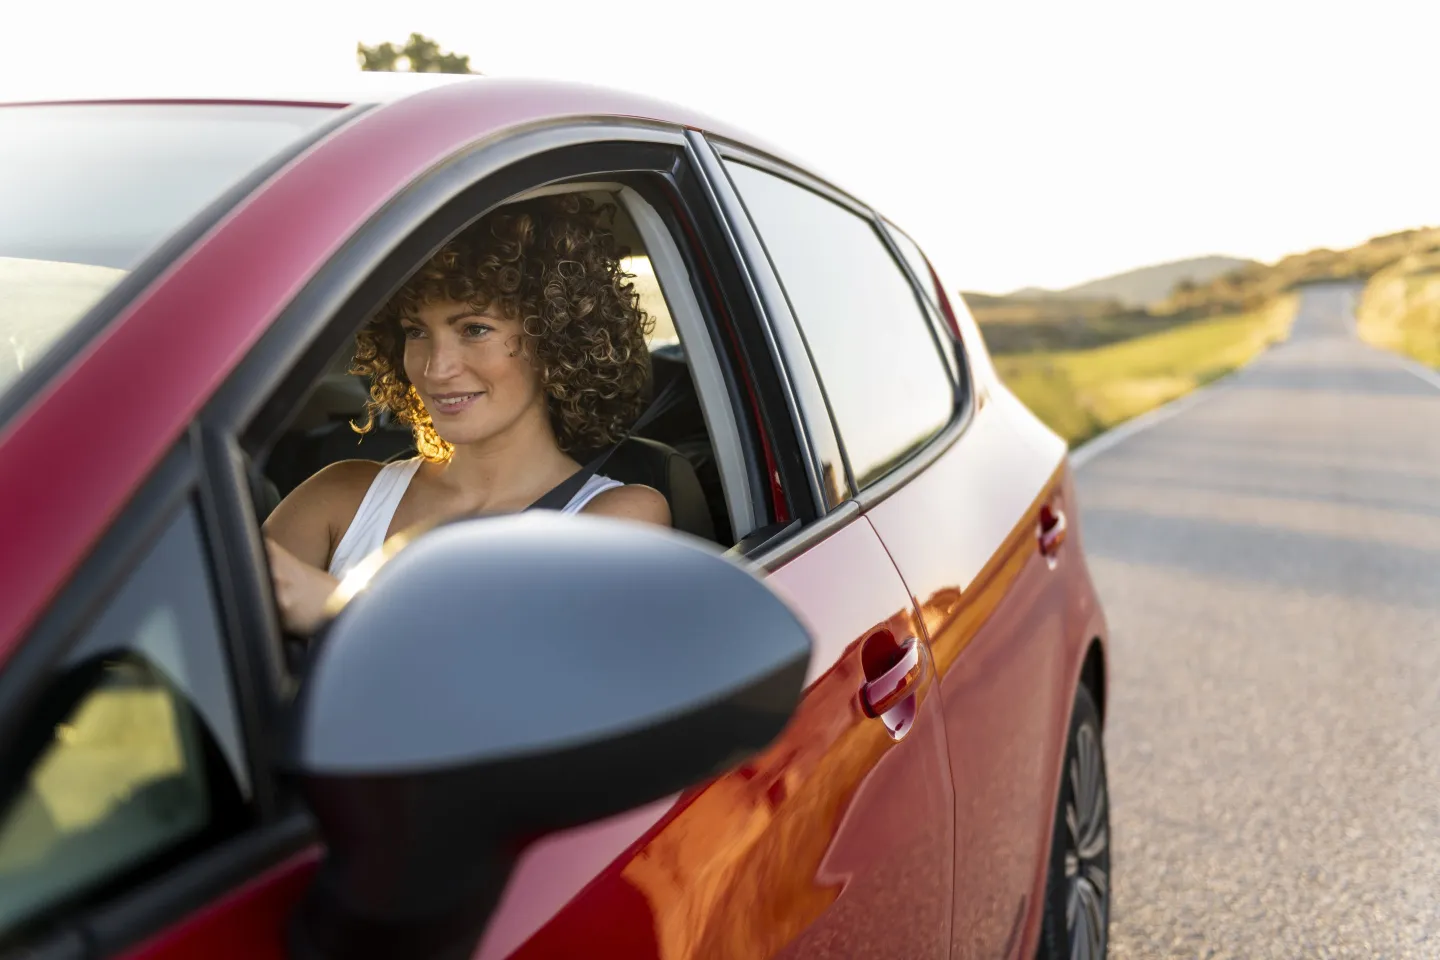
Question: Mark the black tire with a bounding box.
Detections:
[1037,683,1110,960]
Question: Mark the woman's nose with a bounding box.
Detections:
[425,336,463,379]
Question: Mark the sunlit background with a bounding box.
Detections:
[3,0,1437,295]
[2,5,1440,956]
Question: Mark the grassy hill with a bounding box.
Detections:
[995,297,1296,446]
[961,225,1440,445]
[964,226,1440,357]
[1008,255,1258,308]
[1153,227,1440,320]
[955,292,1167,354]
[961,257,1264,355]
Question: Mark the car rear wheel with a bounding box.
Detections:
[1038,683,1110,960]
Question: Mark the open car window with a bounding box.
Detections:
[258,183,748,550]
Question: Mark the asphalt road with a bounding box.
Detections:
[1074,283,1440,958]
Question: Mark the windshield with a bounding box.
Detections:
[0,102,339,396]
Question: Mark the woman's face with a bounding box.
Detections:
[399,298,547,448]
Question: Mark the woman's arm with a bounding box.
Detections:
[261,460,380,634]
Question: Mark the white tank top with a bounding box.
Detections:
[327,458,624,580]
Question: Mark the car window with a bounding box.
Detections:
[0,502,250,939]
[724,162,955,488]
[0,102,338,403]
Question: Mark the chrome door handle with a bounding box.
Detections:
[861,639,925,717]
[1039,506,1067,560]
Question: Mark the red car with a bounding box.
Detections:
[0,74,1111,960]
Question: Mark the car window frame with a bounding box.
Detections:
[720,156,958,490]
[198,119,803,704]
[877,218,967,387]
[879,218,1001,410]
[0,440,312,958]
[693,135,851,516]
[703,136,976,524]
[496,174,767,540]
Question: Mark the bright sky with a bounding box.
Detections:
[3,0,1436,294]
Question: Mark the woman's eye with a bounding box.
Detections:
[402,326,425,340]
[463,323,494,339]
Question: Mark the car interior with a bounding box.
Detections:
[254,184,741,548]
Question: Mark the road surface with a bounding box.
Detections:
[1075,283,1440,958]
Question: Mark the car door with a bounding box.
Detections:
[488,520,954,960]
[716,151,1077,958]
[867,221,1078,959]
[459,135,955,960]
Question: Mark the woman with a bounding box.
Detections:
[263,194,671,635]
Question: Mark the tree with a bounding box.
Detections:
[358,33,476,74]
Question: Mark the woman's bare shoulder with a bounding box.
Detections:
[262,459,389,546]
[310,459,389,495]
[583,483,672,527]
[290,460,389,512]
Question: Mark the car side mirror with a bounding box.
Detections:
[278,513,812,960]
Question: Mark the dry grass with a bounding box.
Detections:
[994,295,1298,446]
[1356,251,1440,368]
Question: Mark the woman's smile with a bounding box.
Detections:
[428,390,486,415]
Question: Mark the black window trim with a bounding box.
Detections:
[694,134,849,515]
[875,217,966,386]
[9,814,314,960]
[706,136,976,516]
[0,101,372,432]
[875,217,967,385]
[70,813,313,959]
[620,161,793,535]
[0,437,297,957]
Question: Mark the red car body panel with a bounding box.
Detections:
[117,852,318,960]
[473,516,954,959]
[0,77,1108,959]
[865,388,1083,958]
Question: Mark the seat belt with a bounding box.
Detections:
[526,378,685,512]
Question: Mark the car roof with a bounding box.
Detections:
[0,70,478,108]
[0,72,859,207]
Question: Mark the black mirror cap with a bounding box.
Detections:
[278,513,812,960]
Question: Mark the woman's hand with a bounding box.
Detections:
[265,537,340,636]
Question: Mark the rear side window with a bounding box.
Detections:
[0,502,250,941]
[725,162,955,488]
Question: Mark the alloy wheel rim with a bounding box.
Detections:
[1063,723,1109,960]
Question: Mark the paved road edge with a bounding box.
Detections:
[1069,349,1269,470]
[1394,354,1440,392]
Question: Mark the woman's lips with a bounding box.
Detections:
[429,391,483,415]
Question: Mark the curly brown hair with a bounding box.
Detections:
[350,194,653,461]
